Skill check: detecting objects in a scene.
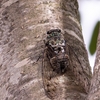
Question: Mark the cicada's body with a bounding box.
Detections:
[45,29,69,74]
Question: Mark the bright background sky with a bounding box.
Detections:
[78,0,100,72]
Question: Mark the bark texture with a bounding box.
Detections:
[0,0,92,100]
[87,25,100,100]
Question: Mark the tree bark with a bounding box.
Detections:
[87,24,100,100]
[0,0,92,100]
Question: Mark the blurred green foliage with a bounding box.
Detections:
[89,21,100,55]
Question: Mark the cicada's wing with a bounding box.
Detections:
[67,45,91,93]
[42,49,63,99]
[42,48,57,99]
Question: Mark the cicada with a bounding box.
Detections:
[42,29,90,99]
[44,29,69,74]
[42,29,70,99]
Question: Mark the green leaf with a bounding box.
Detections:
[89,21,100,55]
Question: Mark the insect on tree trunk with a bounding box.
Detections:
[0,0,92,100]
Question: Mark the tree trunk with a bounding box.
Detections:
[87,25,100,100]
[0,0,92,100]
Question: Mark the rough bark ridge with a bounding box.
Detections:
[87,26,100,100]
[0,0,91,100]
